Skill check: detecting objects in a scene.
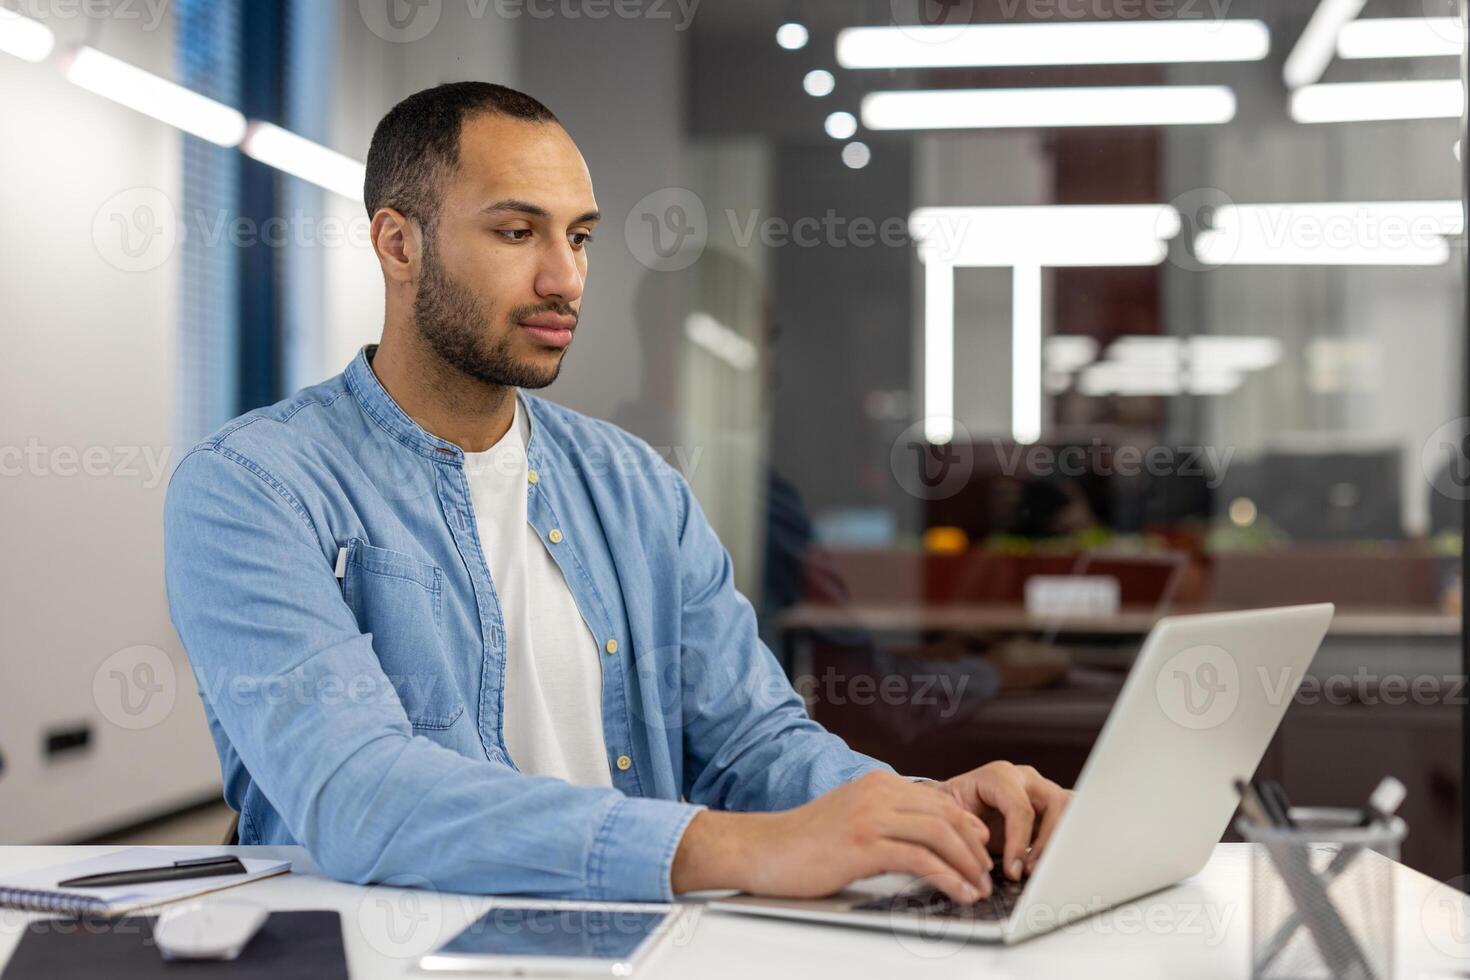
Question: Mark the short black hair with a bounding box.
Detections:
[363,81,559,229]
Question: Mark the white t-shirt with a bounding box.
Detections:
[462,398,613,788]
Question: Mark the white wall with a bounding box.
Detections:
[0,8,221,842]
[0,0,524,842]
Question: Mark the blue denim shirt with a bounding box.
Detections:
[163,346,891,901]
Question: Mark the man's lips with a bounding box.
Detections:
[518,314,576,348]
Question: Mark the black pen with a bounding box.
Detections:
[59,856,247,889]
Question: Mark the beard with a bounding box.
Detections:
[411,238,567,389]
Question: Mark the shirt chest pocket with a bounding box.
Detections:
[339,538,465,730]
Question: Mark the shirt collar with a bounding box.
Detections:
[344,344,547,471]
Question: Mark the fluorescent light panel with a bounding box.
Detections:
[242,122,365,201]
[863,86,1236,131]
[64,45,246,147]
[923,261,956,445]
[1337,17,1464,59]
[910,205,1181,267]
[1283,0,1367,88]
[685,313,758,371]
[1290,79,1464,123]
[1079,363,1244,396]
[1044,336,1099,373]
[0,8,55,62]
[837,20,1269,69]
[1012,266,1042,445]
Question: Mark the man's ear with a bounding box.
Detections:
[371,207,421,285]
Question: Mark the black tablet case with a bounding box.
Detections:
[0,910,347,980]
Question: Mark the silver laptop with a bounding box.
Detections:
[708,603,1334,945]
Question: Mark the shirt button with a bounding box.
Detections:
[604,638,619,655]
[548,529,563,544]
[615,755,632,771]
[527,469,539,484]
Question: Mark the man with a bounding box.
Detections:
[164,81,1070,906]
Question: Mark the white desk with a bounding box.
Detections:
[3,845,1470,978]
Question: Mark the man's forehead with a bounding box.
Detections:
[452,114,595,217]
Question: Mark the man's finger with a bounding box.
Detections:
[892,787,994,875]
[1025,788,1071,872]
[879,812,990,897]
[992,789,1035,881]
[874,841,982,905]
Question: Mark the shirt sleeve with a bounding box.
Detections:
[667,464,894,811]
[164,445,702,901]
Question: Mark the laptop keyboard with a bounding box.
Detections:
[850,869,1025,921]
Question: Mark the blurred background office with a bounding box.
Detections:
[1,0,1466,881]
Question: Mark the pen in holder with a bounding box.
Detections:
[1236,807,1407,980]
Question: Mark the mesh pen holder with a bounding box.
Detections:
[1236,808,1407,980]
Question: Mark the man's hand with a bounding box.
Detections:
[671,771,995,903]
[670,765,1073,904]
[937,761,1073,882]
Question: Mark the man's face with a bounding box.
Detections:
[411,114,598,389]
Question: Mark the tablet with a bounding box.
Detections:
[419,904,681,977]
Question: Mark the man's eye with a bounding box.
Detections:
[570,232,594,248]
[500,229,532,242]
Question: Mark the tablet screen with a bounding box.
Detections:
[433,907,669,961]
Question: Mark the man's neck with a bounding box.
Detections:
[369,332,516,453]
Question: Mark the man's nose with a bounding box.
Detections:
[534,240,584,302]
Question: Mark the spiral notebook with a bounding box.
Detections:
[0,848,291,917]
